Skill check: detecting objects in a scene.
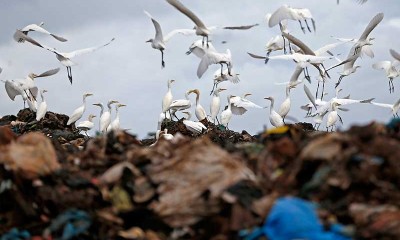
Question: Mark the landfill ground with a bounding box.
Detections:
[1,108,400,239]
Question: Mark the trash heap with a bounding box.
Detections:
[1,109,400,239]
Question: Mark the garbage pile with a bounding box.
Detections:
[1,109,400,239]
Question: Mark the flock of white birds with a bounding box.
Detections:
[2,0,400,138]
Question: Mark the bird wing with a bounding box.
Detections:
[29,86,39,99]
[183,120,203,134]
[303,84,317,110]
[4,80,22,100]
[231,105,247,115]
[268,54,296,61]
[390,49,400,61]
[20,24,67,42]
[144,10,164,43]
[359,12,384,41]
[247,52,266,59]
[67,106,84,125]
[361,45,374,58]
[371,102,393,109]
[372,61,391,71]
[223,23,259,30]
[289,66,303,83]
[326,53,358,72]
[334,98,366,105]
[64,38,115,58]
[393,98,400,109]
[13,30,44,48]
[234,98,262,109]
[268,5,291,27]
[163,29,195,42]
[332,37,358,43]
[197,52,219,78]
[314,42,346,56]
[35,68,60,78]
[166,0,207,29]
[282,32,315,55]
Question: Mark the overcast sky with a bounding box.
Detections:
[0,0,399,138]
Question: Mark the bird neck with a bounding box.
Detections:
[269,99,275,113]
[196,93,200,105]
[41,92,45,101]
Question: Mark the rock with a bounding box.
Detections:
[0,126,16,145]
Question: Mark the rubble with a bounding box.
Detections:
[1,109,400,239]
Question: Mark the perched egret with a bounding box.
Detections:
[16,30,115,84]
[220,95,234,129]
[371,98,400,117]
[190,89,207,121]
[14,22,67,43]
[77,114,96,137]
[93,103,104,131]
[109,103,127,132]
[36,89,48,121]
[166,0,216,47]
[67,93,93,126]
[326,103,340,131]
[268,5,316,34]
[182,111,207,134]
[278,86,295,122]
[144,11,194,68]
[162,80,175,115]
[372,61,400,93]
[230,94,262,116]
[197,49,233,79]
[210,88,226,124]
[264,96,284,128]
[167,90,193,119]
[99,100,119,133]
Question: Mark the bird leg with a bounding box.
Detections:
[67,67,73,84]
[160,50,165,68]
[210,82,217,95]
[304,19,312,32]
[321,81,326,101]
[206,36,209,48]
[265,51,271,64]
[219,63,224,76]
[283,37,288,55]
[227,63,232,76]
[29,89,37,101]
[338,114,344,125]
[335,76,344,88]
[389,78,394,93]
[185,49,192,55]
[316,81,320,99]
[303,68,311,82]
[298,20,306,34]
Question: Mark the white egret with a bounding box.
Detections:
[372,61,400,93]
[16,30,115,84]
[182,111,207,134]
[197,49,233,79]
[230,94,262,116]
[186,39,216,58]
[144,11,194,68]
[278,85,295,123]
[77,114,96,137]
[93,103,104,131]
[109,103,127,132]
[66,93,93,126]
[220,95,234,129]
[371,98,400,117]
[326,103,340,131]
[390,49,400,61]
[36,89,48,121]
[210,88,226,124]
[162,80,175,115]
[27,93,38,112]
[14,22,67,43]
[264,97,284,128]
[268,5,316,34]
[211,68,240,94]
[189,89,207,121]
[166,0,216,47]
[167,90,193,119]
[326,53,361,88]
[99,100,119,133]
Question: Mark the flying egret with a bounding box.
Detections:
[4,68,59,104]
[16,30,115,84]
[14,22,67,43]
[371,98,400,117]
[167,90,193,119]
[372,60,400,93]
[268,4,316,34]
[220,95,234,129]
[264,97,284,128]
[197,49,233,79]
[230,94,262,116]
[211,68,240,94]
[189,89,207,121]
[36,89,48,121]
[99,100,119,133]
[76,114,96,137]
[162,79,175,116]
[326,102,340,131]
[182,111,207,134]
[109,103,127,132]
[66,93,93,126]
[144,11,194,68]
[166,0,216,47]
[93,103,104,131]
[278,85,295,123]
[186,39,216,58]
[210,87,226,124]
[26,92,38,112]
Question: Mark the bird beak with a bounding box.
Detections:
[145,39,152,43]
[219,88,227,91]
[86,93,93,96]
